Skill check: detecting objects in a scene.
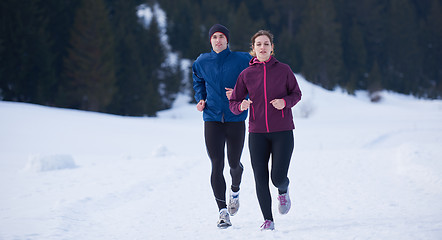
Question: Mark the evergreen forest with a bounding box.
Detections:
[1,0,441,116]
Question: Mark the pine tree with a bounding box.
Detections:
[106,0,151,116]
[61,0,116,112]
[161,0,203,59]
[142,15,164,116]
[107,1,181,116]
[386,0,421,95]
[188,16,207,60]
[261,0,307,73]
[368,60,383,102]
[345,19,367,92]
[297,0,343,90]
[230,2,264,52]
[261,0,307,38]
[148,16,182,111]
[201,0,232,25]
[278,27,301,73]
[41,0,80,106]
[0,0,56,104]
[422,0,442,97]
[355,0,387,76]
[0,38,3,84]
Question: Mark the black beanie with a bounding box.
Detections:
[208,24,229,43]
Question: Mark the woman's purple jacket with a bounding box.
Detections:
[229,56,302,133]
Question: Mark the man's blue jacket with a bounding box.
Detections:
[193,47,251,122]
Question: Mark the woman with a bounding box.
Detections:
[192,24,252,228]
[229,30,302,230]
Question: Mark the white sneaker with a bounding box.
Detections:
[277,191,291,215]
[217,208,232,229]
[228,190,240,216]
[260,219,275,230]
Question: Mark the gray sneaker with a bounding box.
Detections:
[228,190,240,216]
[260,219,275,230]
[277,191,291,214]
[217,208,232,229]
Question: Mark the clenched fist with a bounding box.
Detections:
[240,99,253,111]
[196,100,206,112]
[270,99,285,110]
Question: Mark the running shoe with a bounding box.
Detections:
[260,219,275,230]
[228,190,240,216]
[217,208,232,229]
[277,191,291,215]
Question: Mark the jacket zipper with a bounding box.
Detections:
[263,62,269,132]
[251,105,255,120]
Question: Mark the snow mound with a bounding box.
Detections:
[24,154,77,172]
[151,145,173,157]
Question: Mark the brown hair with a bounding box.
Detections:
[249,30,274,57]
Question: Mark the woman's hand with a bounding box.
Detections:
[240,99,253,111]
[225,88,233,100]
[270,99,285,110]
[196,100,206,112]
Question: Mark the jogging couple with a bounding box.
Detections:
[193,24,302,230]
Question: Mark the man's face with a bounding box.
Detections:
[211,32,228,53]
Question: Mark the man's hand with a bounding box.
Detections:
[196,100,206,112]
[225,88,233,100]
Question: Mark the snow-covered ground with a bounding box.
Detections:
[1,75,442,239]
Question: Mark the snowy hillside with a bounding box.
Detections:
[1,75,442,239]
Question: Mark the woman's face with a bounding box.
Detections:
[253,35,273,62]
[211,32,228,53]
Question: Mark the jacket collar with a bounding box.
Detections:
[249,56,277,66]
[211,46,231,58]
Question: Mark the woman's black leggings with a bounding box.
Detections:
[249,130,294,221]
[204,121,245,210]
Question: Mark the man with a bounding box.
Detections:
[192,24,252,228]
